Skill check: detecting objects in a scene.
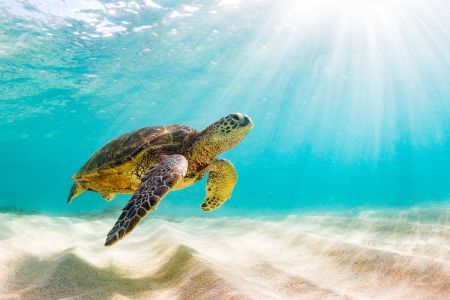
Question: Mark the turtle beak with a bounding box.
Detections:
[240,115,253,129]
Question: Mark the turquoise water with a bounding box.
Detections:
[1,0,450,215]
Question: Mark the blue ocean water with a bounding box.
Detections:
[1,0,449,215]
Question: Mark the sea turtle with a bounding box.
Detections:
[68,113,253,246]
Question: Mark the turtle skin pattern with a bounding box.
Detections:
[105,154,188,246]
[201,159,237,212]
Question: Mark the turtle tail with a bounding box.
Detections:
[67,182,85,203]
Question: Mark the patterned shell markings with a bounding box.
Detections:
[75,125,196,177]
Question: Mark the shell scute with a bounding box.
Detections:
[75,125,195,178]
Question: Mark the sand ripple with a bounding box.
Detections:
[0,208,449,299]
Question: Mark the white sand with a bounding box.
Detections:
[0,207,449,299]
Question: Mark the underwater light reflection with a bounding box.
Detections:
[218,0,450,161]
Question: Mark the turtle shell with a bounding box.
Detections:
[75,125,196,177]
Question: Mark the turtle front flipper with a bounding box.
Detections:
[201,159,237,212]
[105,154,188,246]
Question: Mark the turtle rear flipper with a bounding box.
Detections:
[105,154,188,246]
[100,192,116,201]
[67,182,85,203]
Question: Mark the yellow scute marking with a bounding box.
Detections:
[75,149,150,192]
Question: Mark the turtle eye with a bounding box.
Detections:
[231,115,240,121]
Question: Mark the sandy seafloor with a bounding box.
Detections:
[0,207,449,300]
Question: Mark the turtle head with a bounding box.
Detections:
[199,113,253,154]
